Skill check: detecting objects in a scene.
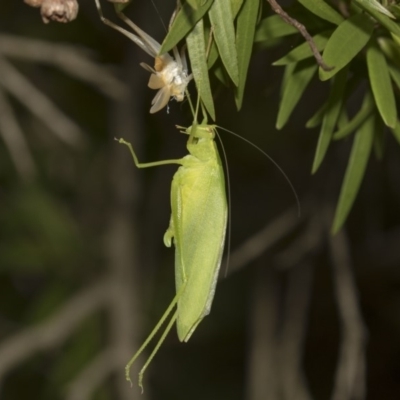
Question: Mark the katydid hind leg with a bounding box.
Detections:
[125,292,179,384]
[138,311,178,391]
[125,280,188,386]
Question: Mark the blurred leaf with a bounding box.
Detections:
[336,108,349,130]
[390,4,400,19]
[235,0,260,109]
[390,120,400,145]
[187,18,216,120]
[0,186,82,272]
[312,67,348,173]
[367,41,397,128]
[273,30,331,66]
[378,36,400,67]
[276,59,317,130]
[332,113,375,233]
[333,90,374,139]
[388,64,400,90]
[213,63,230,86]
[354,0,395,19]
[50,316,103,386]
[113,1,132,12]
[255,15,298,41]
[356,0,400,36]
[255,7,325,42]
[306,101,327,128]
[25,282,71,323]
[160,0,214,53]
[319,13,374,81]
[298,0,344,25]
[209,0,239,85]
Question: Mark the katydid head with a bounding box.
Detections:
[185,124,219,161]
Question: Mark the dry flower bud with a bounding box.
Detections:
[41,0,78,24]
[24,0,44,8]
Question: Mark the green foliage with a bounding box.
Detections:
[254,0,400,232]
[158,0,400,231]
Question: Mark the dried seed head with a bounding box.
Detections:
[41,0,78,24]
[24,0,44,8]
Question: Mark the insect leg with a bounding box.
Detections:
[94,0,151,56]
[116,138,182,168]
[115,10,161,57]
[125,281,187,386]
[138,310,178,391]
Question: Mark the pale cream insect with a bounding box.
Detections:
[95,0,192,113]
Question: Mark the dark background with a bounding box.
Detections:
[0,1,399,399]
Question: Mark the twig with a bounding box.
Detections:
[66,349,119,400]
[227,206,300,275]
[327,213,367,400]
[104,72,149,399]
[0,85,36,179]
[245,263,281,400]
[274,216,322,269]
[0,280,110,382]
[0,34,126,100]
[279,263,313,400]
[0,55,85,147]
[266,0,333,71]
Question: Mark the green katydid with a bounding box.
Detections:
[117,121,227,389]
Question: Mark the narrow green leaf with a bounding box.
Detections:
[187,18,216,120]
[203,24,219,69]
[298,0,344,25]
[187,0,208,9]
[312,67,348,173]
[207,41,219,68]
[214,63,230,86]
[337,108,349,130]
[332,114,375,233]
[388,65,400,91]
[114,3,131,12]
[319,13,374,81]
[160,0,214,53]
[333,91,374,139]
[354,0,395,19]
[390,4,400,19]
[209,0,239,86]
[276,59,317,129]
[273,30,331,66]
[378,37,400,68]
[255,15,298,41]
[235,0,260,109]
[255,10,325,42]
[231,0,244,17]
[280,61,296,97]
[306,102,327,128]
[367,41,397,128]
[355,0,400,36]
